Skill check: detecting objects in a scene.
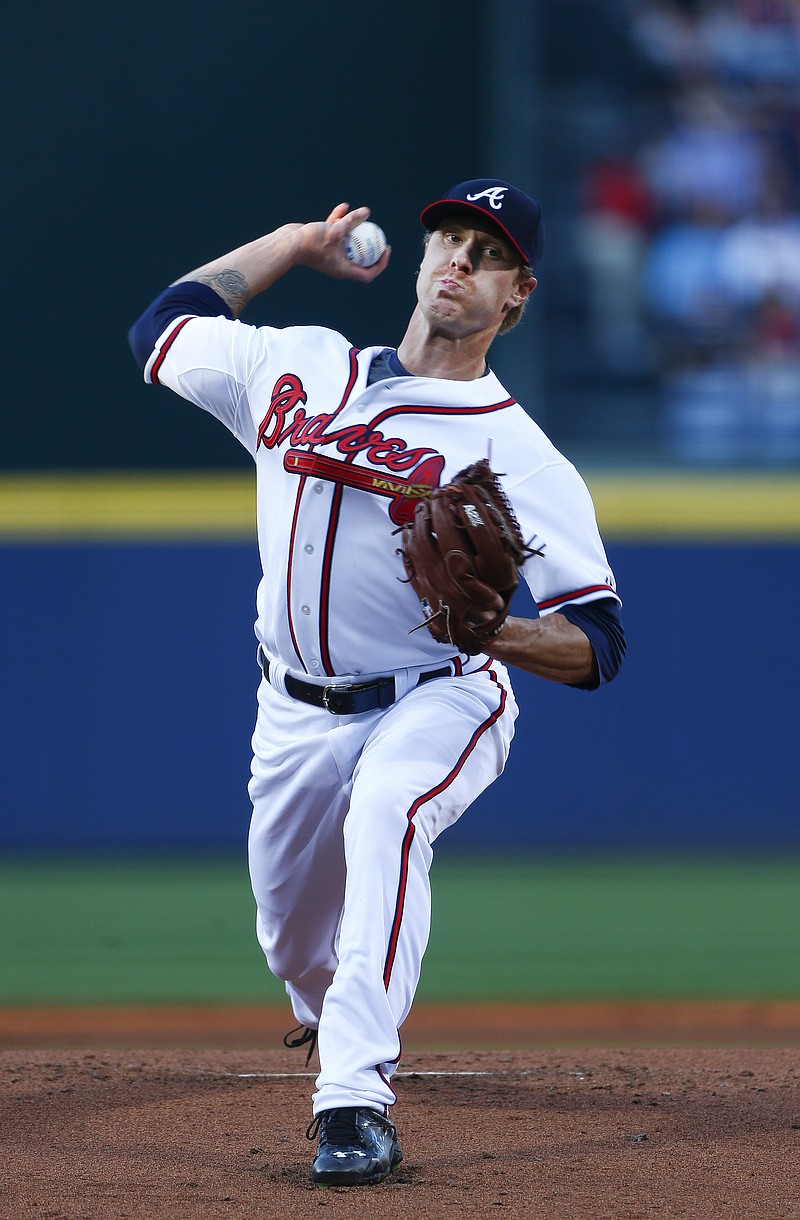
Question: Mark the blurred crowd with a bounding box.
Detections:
[577,0,800,463]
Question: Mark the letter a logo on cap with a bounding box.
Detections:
[420,178,545,265]
[465,187,508,210]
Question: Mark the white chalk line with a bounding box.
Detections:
[226,1069,507,1079]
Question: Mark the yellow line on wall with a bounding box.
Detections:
[0,471,798,540]
[586,471,800,539]
[0,473,256,540]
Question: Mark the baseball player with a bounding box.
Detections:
[128,179,625,1187]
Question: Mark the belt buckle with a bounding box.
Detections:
[322,683,354,715]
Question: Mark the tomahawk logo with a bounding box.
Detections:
[466,187,508,211]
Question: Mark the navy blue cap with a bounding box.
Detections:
[420,179,544,267]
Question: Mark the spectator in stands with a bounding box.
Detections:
[640,83,765,220]
[577,149,655,371]
[717,170,800,312]
[640,200,735,338]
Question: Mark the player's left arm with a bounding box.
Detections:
[485,598,625,690]
[482,460,625,689]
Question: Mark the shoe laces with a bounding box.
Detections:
[306,1107,360,1144]
[306,1107,392,1144]
[283,1023,318,1066]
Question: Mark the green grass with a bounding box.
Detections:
[0,858,268,1004]
[425,855,800,1000]
[0,854,798,1004]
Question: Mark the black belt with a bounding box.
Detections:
[260,651,451,715]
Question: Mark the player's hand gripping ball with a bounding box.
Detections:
[342,221,387,267]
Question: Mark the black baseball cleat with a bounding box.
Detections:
[307,1106,403,1186]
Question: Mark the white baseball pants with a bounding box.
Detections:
[247,662,518,1115]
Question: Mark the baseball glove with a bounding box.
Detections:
[397,459,540,655]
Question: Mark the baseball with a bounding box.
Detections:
[342,221,387,267]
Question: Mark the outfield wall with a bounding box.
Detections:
[1,473,798,853]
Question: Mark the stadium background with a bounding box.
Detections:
[1,2,798,1015]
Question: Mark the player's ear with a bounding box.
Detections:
[516,274,537,303]
[506,274,536,310]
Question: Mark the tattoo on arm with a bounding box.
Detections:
[194,269,251,315]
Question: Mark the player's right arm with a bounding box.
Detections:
[127,203,390,452]
[171,203,389,317]
[128,203,389,368]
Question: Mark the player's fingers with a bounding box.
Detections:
[338,205,371,233]
[324,203,350,224]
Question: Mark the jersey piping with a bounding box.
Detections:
[318,484,344,676]
[537,583,618,612]
[148,316,194,384]
[367,397,517,429]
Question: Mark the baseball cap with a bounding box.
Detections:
[420,179,544,267]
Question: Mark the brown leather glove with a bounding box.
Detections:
[398,459,538,655]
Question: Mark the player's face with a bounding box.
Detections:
[416,218,535,338]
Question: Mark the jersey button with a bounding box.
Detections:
[301,605,311,615]
[304,544,315,554]
[314,483,324,494]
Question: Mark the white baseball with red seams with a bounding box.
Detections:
[342,221,387,267]
[143,313,619,1115]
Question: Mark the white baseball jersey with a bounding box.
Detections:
[146,315,619,680]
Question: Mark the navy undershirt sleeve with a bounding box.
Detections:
[127,282,233,369]
[557,597,626,690]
